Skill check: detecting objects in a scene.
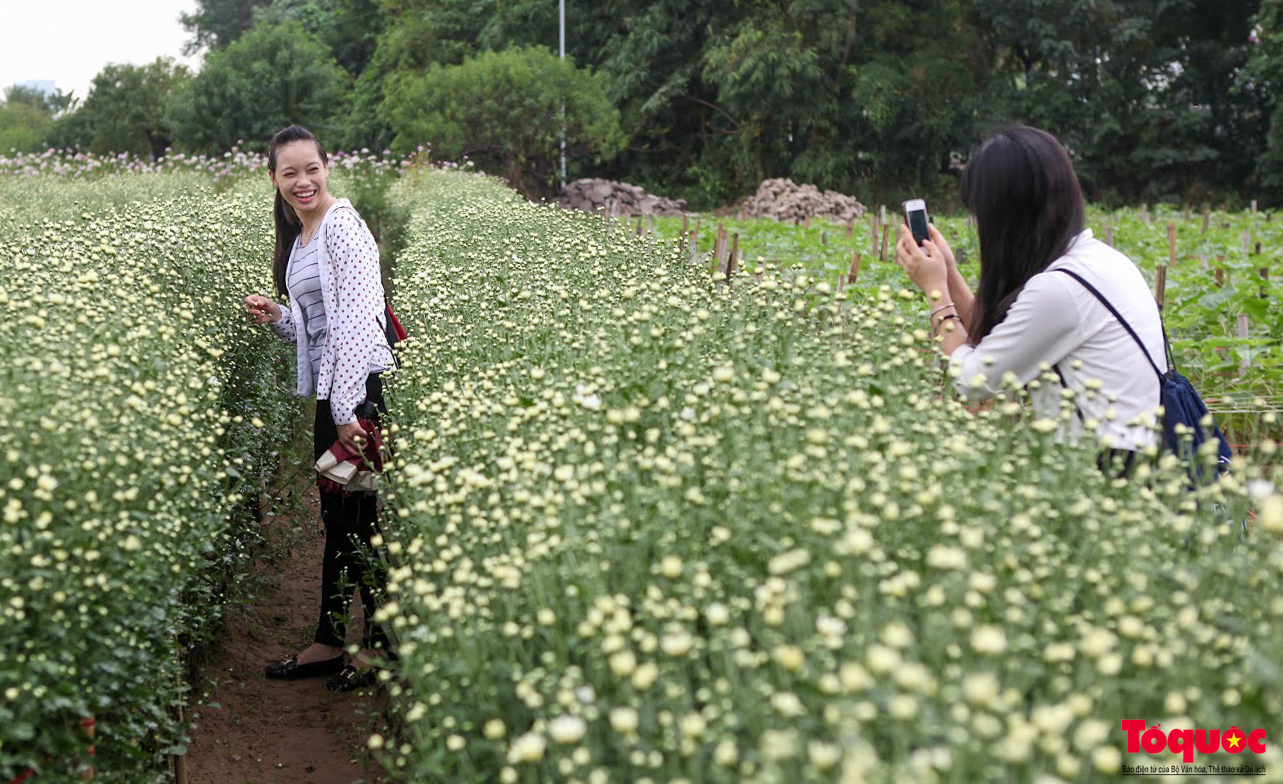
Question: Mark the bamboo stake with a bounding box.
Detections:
[1260,267,1269,299]
[805,215,812,229]
[171,706,187,784]
[1105,222,1114,247]
[1238,314,1251,374]
[848,252,861,284]
[1202,210,1210,235]
[1155,265,1168,310]
[1167,222,1177,267]
[845,218,854,238]
[880,224,890,261]
[1243,227,1251,253]
[727,233,739,283]
[820,231,828,246]
[1215,255,1225,288]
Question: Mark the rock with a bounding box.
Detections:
[742,178,866,223]
[559,179,688,217]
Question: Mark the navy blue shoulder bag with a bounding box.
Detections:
[1053,268,1232,479]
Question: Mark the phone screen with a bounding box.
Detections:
[907,207,929,246]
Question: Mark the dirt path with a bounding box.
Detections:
[183,475,389,784]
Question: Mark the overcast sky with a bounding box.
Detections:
[0,0,200,101]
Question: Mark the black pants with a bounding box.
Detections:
[312,374,390,652]
[1097,448,1138,479]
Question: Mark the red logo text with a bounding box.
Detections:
[1121,720,1267,764]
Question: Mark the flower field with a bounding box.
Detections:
[377,171,1283,782]
[0,173,298,782]
[3,156,1283,783]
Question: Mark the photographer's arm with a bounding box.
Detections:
[928,225,975,326]
[896,226,969,356]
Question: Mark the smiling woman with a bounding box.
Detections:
[243,124,397,693]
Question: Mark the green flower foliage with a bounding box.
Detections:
[0,174,296,782]
[373,170,1283,782]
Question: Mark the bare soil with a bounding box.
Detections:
[183,477,390,784]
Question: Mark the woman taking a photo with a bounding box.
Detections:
[895,125,1166,472]
[244,125,396,691]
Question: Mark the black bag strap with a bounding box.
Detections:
[1053,268,1167,382]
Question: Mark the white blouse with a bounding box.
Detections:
[949,230,1167,451]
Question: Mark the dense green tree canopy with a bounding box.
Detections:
[382,46,623,195]
[167,21,350,153]
[43,60,190,159]
[27,0,1283,205]
[181,0,272,52]
[0,99,52,154]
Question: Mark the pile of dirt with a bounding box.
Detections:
[743,178,867,223]
[559,178,689,217]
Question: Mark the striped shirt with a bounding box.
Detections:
[286,233,327,382]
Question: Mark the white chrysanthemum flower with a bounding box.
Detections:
[971,626,1008,655]
[610,707,639,734]
[507,731,547,763]
[548,715,587,744]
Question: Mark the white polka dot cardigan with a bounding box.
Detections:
[270,198,394,425]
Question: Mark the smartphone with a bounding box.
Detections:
[903,199,929,246]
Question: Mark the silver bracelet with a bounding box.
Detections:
[934,313,963,332]
[929,301,956,318]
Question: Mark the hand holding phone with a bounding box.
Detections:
[903,199,929,247]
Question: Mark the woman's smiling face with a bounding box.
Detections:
[270,140,330,219]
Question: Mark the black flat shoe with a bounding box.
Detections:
[265,654,346,680]
[326,664,378,692]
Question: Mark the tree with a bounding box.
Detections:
[167,21,351,153]
[381,46,624,195]
[971,0,1263,204]
[1248,0,1283,198]
[43,60,190,159]
[0,87,54,153]
[182,0,273,52]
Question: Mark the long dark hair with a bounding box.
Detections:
[268,125,328,297]
[961,126,1085,342]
